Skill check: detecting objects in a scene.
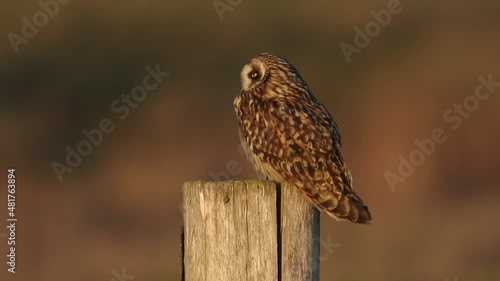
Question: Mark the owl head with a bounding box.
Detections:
[240,53,312,101]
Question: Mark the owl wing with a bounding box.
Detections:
[265,100,372,223]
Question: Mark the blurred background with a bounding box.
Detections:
[1,0,500,280]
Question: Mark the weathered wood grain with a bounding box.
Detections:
[182,180,320,281]
[281,182,320,281]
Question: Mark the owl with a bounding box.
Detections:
[234,53,371,224]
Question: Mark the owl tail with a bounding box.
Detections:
[321,195,372,224]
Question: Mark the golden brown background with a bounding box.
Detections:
[1,0,500,280]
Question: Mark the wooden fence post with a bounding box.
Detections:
[182,180,320,281]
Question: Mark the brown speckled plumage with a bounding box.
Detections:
[234,53,372,224]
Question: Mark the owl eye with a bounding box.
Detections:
[248,70,260,80]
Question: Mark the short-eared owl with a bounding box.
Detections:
[234,53,372,224]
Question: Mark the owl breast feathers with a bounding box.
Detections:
[234,53,372,224]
